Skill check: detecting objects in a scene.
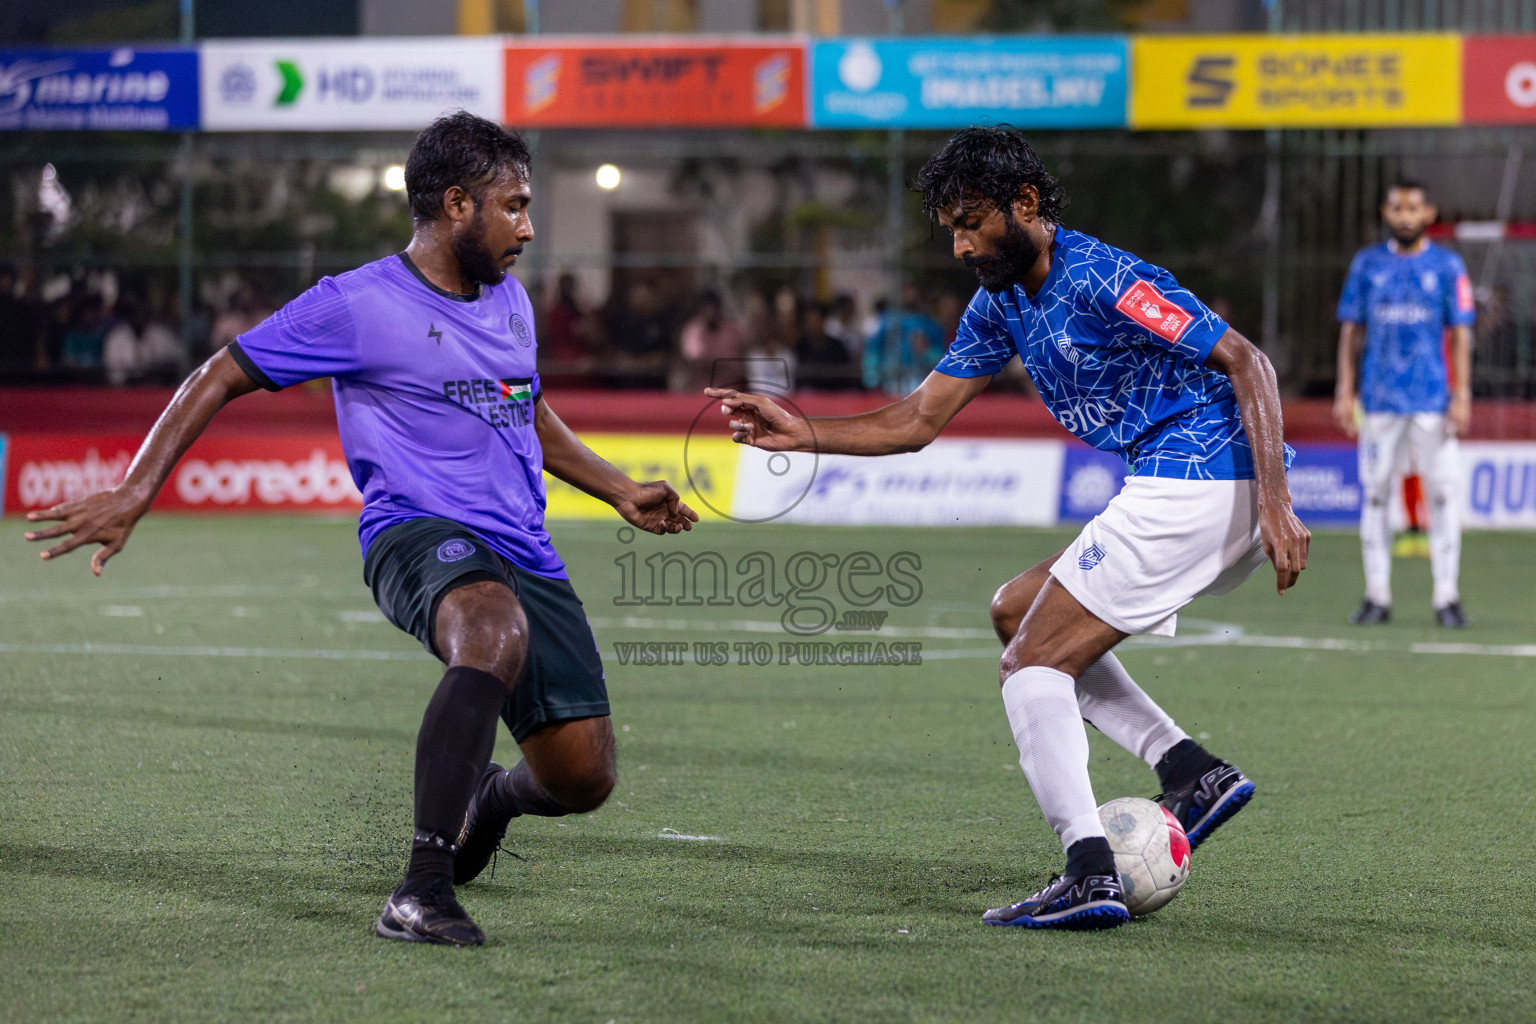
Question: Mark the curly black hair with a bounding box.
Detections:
[405,110,532,221]
[915,125,1067,224]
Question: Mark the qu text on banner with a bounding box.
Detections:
[0,47,199,131]
[1462,36,1536,124]
[810,37,1127,129]
[200,38,502,130]
[504,41,805,128]
[1130,34,1461,128]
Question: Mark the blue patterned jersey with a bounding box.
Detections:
[1336,241,1475,415]
[936,227,1273,480]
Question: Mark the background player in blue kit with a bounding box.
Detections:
[1334,182,1476,628]
[24,113,698,946]
[710,127,1309,931]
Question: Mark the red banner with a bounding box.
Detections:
[504,41,805,128]
[1463,36,1536,124]
[5,434,360,515]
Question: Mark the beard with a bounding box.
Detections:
[963,212,1041,293]
[451,210,523,287]
[1391,224,1426,247]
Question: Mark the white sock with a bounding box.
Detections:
[1427,479,1462,608]
[1002,666,1104,850]
[1076,652,1188,769]
[1360,489,1393,605]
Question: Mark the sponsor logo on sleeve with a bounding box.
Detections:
[1457,273,1475,313]
[1113,279,1194,343]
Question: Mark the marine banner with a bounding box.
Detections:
[504,40,805,128]
[1462,36,1536,124]
[1130,34,1461,129]
[200,38,502,130]
[810,36,1127,129]
[0,47,199,131]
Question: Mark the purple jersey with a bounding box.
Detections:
[229,254,564,577]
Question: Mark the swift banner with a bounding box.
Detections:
[810,37,1126,128]
[1463,36,1536,124]
[504,41,805,128]
[0,47,198,131]
[1130,34,1461,128]
[200,38,502,130]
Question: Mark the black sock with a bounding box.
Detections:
[399,665,508,894]
[1065,837,1116,879]
[1155,738,1220,793]
[491,758,572,818]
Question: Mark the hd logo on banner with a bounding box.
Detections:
[200,38,502,130]
[0,47,198,131]
[811,37,1127,128]
[1131,34,1460,128]
[504,42,804,128]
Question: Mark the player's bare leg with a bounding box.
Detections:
[377,581,527,946]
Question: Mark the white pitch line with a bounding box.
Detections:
[658,832,721,842]
[0,642,431,661]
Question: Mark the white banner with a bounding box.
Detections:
[731,439,1064,526]
[1461,441,1536,529]
[200,38,502,130]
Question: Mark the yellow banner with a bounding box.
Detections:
[1131,34,1461,128]
[542,433,738,521]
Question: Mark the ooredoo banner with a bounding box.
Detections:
[1462,36,1536,124]
[200,38,502,130]
[4,434,361,515]
[504,40,805,128]
[0,47,199,131]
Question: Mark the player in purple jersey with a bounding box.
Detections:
[709,127,1309,930]
[24,113,698,946]
[1334,181,1475,628]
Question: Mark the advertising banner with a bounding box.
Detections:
[1285,442,1363,527]
[200,38,502,130]
[542,433,738,522]
[1460,442,1536,529]
[504,41,805,128]
[0,47,198,131]
[4,434,361,515]
[1130,34,1460,128]
[810,36,1126,129]
[1057,445,1129,522]
[1463,36,1536,124]
[732,438,1064,526]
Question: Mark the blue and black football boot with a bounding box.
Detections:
[375,878,485,946]
[1157,760,1254,850]
[983,872,1130,931]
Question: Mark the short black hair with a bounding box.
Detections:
[915,125,1067,224]
[405,110,531,221]
[1387,179,1430,200]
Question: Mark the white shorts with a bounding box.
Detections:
[1358,412,1458,496]
[1051,476,1268,637]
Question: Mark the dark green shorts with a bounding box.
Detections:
[362,517,608,742]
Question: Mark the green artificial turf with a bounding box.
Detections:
[2,515,1533,1023]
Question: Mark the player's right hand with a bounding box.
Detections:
[23,485,151,576]
[705,388,812,451]
[1331,394,1358,439]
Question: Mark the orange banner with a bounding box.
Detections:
[504,40,805,128]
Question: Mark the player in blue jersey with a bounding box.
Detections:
[709,127,1309,931]
[24,113,698,946]
[1334,181,1475,628]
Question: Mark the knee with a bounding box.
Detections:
[546,763,616,814]
[989,585,1019,644]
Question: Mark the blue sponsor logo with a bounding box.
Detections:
[811,37,1127,129]
[1469,457,1536,517]
[1286,443,1362,526]
[0,47,199,131]
[437,539,476,563]
[1078,543,1106,570]
[1058,445,1128,521]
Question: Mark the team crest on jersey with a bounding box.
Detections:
[1113,280,1193,344]
[509,313,531,347]
[1078,543,1106,570]
[1420,271,1438,292]
[437,539,476,563]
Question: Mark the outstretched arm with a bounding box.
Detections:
[707,370,991,456]
[1206,329,1310,594]
[534,395,697,535]
[24,348,263,574]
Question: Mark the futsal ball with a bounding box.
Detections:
[1097,797,1191,916]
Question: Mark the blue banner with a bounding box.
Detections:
[1058,444,1129,522]
[810,37,1127,129]
[0,48,199,131]
[1285,442,1362,527]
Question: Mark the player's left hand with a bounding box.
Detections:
[616,480,699,535]
[1448,392,1472,438]
[1259,505,1310,595]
